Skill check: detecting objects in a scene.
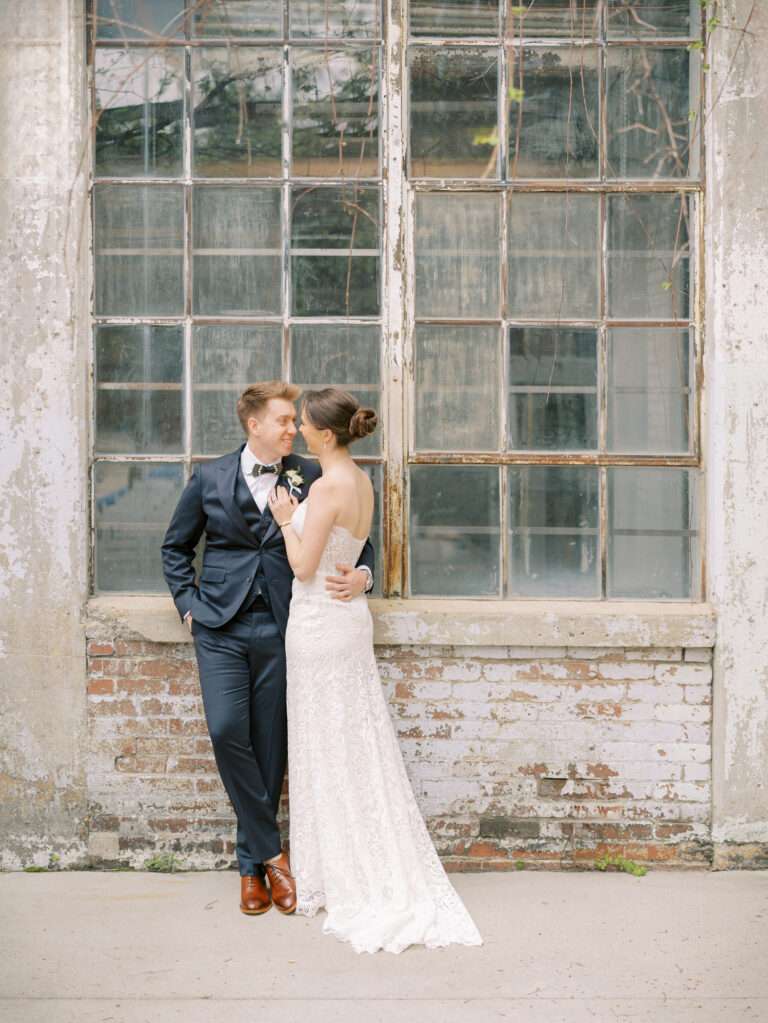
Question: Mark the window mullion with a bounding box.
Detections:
[382,0,407,597]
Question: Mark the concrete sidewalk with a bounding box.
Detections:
[1,870,767,1023]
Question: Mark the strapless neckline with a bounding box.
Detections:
[291,499,368,544]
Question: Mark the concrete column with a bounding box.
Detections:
[0,0,90,867]
[708,0,768,866]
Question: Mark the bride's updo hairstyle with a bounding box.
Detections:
[302,388,378,447]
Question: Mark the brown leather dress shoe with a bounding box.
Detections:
[240,874,271,916]
[264,850,296,915]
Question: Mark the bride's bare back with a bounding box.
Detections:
[324,463,374,542]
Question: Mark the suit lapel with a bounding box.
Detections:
[262,455,310,545]
[217,449,259,548]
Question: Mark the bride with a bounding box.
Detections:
[268,387,482,955]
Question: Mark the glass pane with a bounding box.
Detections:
[192,325,283,455]
[361,464,383,596]
[508,192,599,319]
[95,49,184,177]
[290,0,379,38]
[508,327,597,449]
[192,0,282,37]
[291,185,380,315]
[193,186,282,315]
[94,184,184,316]
[506,0,600,38]
[606,0,700,38]
[291,324,381,455]
[508,466,599,597]
[95,325,183,454]
[415,193,501,317]
[607,193,690,320]
[409,48,499,179]
[292,47,379,178]
[95,0,185,40]
[507,47,598,179]
[94,461,185,591]
[608,467,699,598]
[409,466,500,596]
[608,328,691,452]
[193,48,282,177]
[411,0,499,37]
[95,324,182,382]
[607,47,697,179]
[414,325,500,451]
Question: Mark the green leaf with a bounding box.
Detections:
[473,127,499,147]
[508,86,525,104]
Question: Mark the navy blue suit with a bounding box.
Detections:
[161,446,375,874]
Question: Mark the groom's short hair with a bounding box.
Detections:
[237,381,301,432]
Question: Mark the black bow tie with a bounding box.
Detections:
[251,461,282,477]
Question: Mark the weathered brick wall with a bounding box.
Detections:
[85,636,713,869]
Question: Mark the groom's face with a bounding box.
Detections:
[248,398,297,460]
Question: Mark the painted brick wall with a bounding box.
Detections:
[85,637,713,869]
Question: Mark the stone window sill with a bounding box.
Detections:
[86,595,716,649]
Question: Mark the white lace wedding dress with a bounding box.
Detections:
[285,500,483,954]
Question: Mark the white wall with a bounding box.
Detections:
[0,0,90,867]
[707,0,768,862]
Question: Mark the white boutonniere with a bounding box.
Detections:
[283,468,304,498]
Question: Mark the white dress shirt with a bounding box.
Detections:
[240,445,280,513]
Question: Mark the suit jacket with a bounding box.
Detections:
[161,447,375,637]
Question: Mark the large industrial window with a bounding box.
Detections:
[90,0,703,600]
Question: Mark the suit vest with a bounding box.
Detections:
[234,467,273,611]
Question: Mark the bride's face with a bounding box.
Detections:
[299,408,329,455]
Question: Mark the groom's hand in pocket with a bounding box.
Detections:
[326,563,368,601]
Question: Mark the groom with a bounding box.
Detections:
[161,381,375,915]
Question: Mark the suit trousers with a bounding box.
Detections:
[192,606,286,875]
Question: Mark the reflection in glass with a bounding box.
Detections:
[291,185,380,315]
[94,461,185,591]
[414,325,500,451]
[606,0,700,38]
[508,466,599,597]
[95,0,186,40]
[292,48,379,178]
[508,327,597,450]
[608,467,699,598]
[607,47,696,179]
[415,193,501,317]
[608,328,691,452]
[193,186,282,315]
[290,0,379,38]
[508,192,599,319]
[95,49,183,177]
[193,48,282,177]
[409,466,500,596]
[508,47,598,179]
[94,184,184,316]
[95,324,183,454]
[410,0,499,37]
[192,0,282,38]
[409,48,499,179]
[607,193,690,320]
[506,0,600,38]
[291,324,381,455]
[192,325,282,455]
